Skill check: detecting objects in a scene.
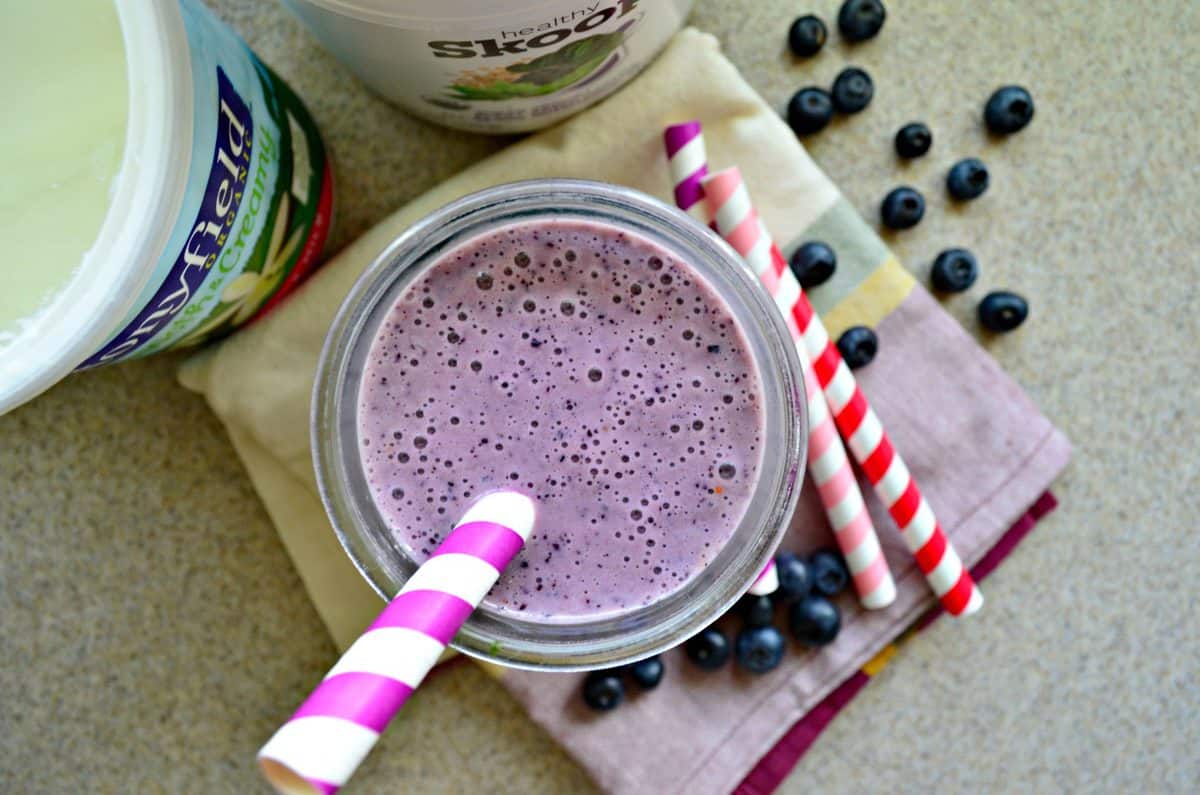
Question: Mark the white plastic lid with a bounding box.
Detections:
[286,0,581,26]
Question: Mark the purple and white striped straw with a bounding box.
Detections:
[258,490,536,795]
[663,120,711,225]
[664,120,779,598]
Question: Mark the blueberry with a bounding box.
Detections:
[838,0,886,42]
[789,595,842,646]
[880,186,925,229]
[930,248,979,293]
[985,85,1035,134]
[831,67,874,114]
[685,626,731,670]
[836,325,878,369]
[978,290,1029,332]
[774,553,812,602]
[788,241,837,288]
[582,670,625,711]
[809,548,851,596]
[787,87,834,136]
[735,626,787,674]
[627,655,664,690]
[788,14,827,57]
[741,594,776,628]
[894,122,932,159]
[947,158,989,200]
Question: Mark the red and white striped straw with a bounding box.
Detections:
[663,121,711,225]
[702,167,983,617]
[258,491,536,794]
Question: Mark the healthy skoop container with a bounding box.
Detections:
[312,180,807,670]
[0,0,333,414]
[281,0,693,133]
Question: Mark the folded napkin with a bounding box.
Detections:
[179,28,1071,795]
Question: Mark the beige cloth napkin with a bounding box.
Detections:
[178,28,847,651]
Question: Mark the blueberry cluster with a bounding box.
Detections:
[684,549,852,676]
[582,656,665,712]
[782,2,1032,333]
[886,97,1032,331]
[785,2,884,135]
[582,549,854,710]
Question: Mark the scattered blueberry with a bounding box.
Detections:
[787,87,835,135]
[837,325,879,369]
[627,655,665,690]
[894,122,932,159]
[735,626,787,674]
[789,595,842,647]
[741,594,776,628]
[685,626,731,670]
[831,67,874,114]
[809,548,851,596]
[582,670,625,711]
[984,85,1035,134]
[978,290,1029,332]
[788,14,827,57]
[930,248,979,293]
[838,0,886,42]
[880,186,925,229]
[947,158,990,200]
[774,553,813,602]
[788,241,837,288]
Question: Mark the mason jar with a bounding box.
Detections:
[312,179,806,670]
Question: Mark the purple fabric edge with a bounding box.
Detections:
[733,491,1060,795]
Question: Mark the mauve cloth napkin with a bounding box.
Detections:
[178,29,1071,794]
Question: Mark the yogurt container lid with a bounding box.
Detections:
[286,0,595,26]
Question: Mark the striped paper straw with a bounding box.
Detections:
[663,121,711,225]
[258,491,536,794]
[800,350,896,608]
[666,122,777,598]
[661,122,885,608]
[702,167,983,617]
[747,560,779,596]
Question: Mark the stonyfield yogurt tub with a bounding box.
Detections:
[282,0,693,133]
[313,181,806,669]
[0,0,332,414]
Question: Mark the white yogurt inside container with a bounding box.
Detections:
[0,3,128,345]
[0,0,334,415]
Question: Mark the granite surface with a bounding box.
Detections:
[1,1,1197,793]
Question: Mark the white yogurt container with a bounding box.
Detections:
[0,0,333,414]
[282,0,693,133]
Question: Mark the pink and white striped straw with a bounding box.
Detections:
[663,121,711,225]
[662,124,890,607]
[258,491,536,794]
[800,351,896,608]
[702,167,983,617]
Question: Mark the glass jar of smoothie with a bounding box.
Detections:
[281,0,693,133]
[313,180,806,670]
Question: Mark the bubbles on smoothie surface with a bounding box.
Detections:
[357,219,765,619]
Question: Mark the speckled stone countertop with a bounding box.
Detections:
[2,1,1198,792]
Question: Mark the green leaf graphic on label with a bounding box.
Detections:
[449,32,624,101]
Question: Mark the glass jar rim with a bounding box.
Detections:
[312,179,806,670]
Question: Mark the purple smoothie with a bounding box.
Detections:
[357,219,765,620]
